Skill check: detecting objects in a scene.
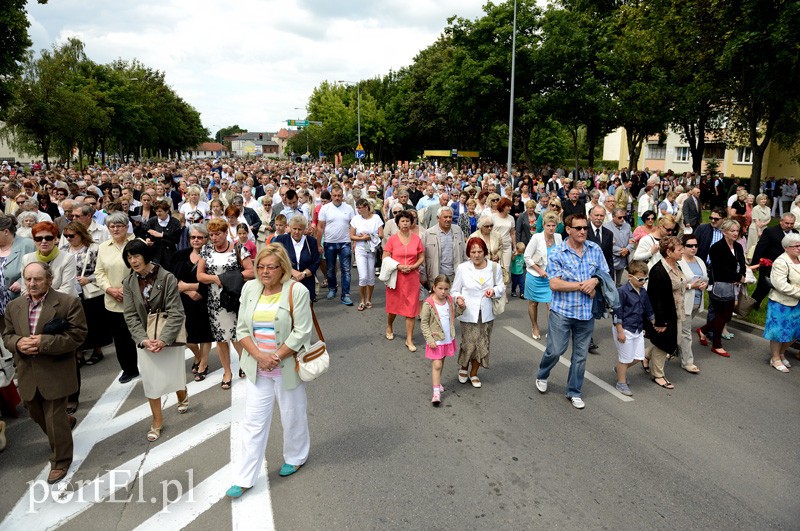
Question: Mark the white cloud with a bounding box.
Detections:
[24,0,488,135]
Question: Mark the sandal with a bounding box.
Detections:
[84,350,104,366]
[357,303,366,311]
[721,332,734,340]
[652,377,675,390]
[365,301,373,309]
[642,360,651,374]
[770,359,790,373]
[177,392,189,414]
[194,367,208,382]
[147,425,163,442]
[239,369,245,379]
[385,330,394,340]
[66,402,79,415]
[221,380,232,390]
[191,362,199,374]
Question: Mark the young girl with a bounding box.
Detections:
[510,241,526,298]
[420,275,460,406]
[236,222,257,258]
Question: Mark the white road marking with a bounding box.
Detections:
[230,360,275,530]
[504,325,635,402]
[133,465,231,531]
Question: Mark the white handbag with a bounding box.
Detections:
[289,283,329,381]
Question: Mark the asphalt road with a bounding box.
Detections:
[1,282,798,530]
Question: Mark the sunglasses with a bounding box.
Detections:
[63,233,76,239]
[710,217,722,221]
[632,276,648,282]
[684,243,698,248]
[34,235,55,242]
[570,225,589,231]
[645,217,655,221]
[189,235,206,239]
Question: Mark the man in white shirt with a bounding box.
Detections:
[241,186,260,210]
[317,186,355,305]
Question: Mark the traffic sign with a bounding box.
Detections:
[355,143,365,159]
[287,119,309,127]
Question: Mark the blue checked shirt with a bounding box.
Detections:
[547,239,610,320]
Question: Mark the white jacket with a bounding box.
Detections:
[524,232,562,277]
[379,257,400,289]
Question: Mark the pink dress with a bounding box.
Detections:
[384,232,423,318]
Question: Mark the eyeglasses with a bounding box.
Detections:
[684,243,698,248]
[484,224,494,228]
[710,217,722,221]
[645,217,655,221]
[189,235,206,240]
[632,276,648,282]
[615,216,625,219]
[570,225,589,231]
[256,264,282,271]
[63,233,76,239]
[34,235,55,242]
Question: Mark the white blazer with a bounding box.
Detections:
[524,232,562,277]
[452,259,505,323]
[678,258,708,315]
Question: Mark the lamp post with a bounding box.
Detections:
[506,0,517,180]
[295,107,310,155]
[337,80,361,147]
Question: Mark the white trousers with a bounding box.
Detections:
[234,374,310,488]
[355,247,376,286]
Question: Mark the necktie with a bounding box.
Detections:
[596,228,601,240]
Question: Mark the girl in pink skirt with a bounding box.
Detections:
[420,275,460,406]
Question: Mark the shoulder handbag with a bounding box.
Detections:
[146,282,187,345]
[219,243,244,312]
[710,281,736,302]
[734,284,757,318]
[79,250,104,299]
[491,262,506,316]
[288,282,330,381]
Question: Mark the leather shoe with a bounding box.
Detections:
[588,342,599,353]
[47,467,68,484]
[68,415,77,430]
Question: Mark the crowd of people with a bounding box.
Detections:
[0,158,796,491]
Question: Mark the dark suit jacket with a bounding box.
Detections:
[515,212,536,246]
[273,234,321,299]
[752,226,797,265]
[2,290,87,401]
[140,216,182,270]
[682,196,702,228]
[243,206,262,235]
[708,239,746,283]
[694,223,714,262]
[562,199,585,220]
[587,225,614,272]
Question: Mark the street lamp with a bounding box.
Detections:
[295,107,310,155]
[337,80,361,147]
[507,0,517,179]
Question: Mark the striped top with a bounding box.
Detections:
[253,292,281,377]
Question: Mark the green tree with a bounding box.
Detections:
[215,124,247,147]
[0,1,47,110]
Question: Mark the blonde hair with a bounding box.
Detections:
[254,243,292,284]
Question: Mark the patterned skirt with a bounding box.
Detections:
[458,312,494,368]
[763,299,800,343]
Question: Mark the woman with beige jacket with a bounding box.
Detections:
[762,233,800,372]
[226,244,313,499]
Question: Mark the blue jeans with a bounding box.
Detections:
[537,310,595,398]
[324,242,351,296]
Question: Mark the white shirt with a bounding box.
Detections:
[433,299,452,345]
[319,201,355,243]
[350,214,384,251]
[292,235,306,267]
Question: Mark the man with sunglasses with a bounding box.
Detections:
[693,207,727,263]
[535,213,610,409]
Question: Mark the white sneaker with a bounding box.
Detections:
[568,396,585,409]
[535,379,548,393]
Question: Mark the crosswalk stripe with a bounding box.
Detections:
[504,325,635,402]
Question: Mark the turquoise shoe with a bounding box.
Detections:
[279,463,302,477]
[226,485,249,498]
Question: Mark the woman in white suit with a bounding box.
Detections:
[452,237,505,388]
[524,212,562,340]
[677,233,708,374]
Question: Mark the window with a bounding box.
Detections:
[735,147,753,164]
[703,143,726,160]
[646,144,666,160]
[675,147,690,162]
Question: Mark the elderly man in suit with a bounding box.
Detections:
[586,205,614,352]
[273,215,321,303]
[603,208,635,286]
[420,206,466,289]
[2,262,87,484]
[682,187,703,231]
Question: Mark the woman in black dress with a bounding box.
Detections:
[170,222,214,380]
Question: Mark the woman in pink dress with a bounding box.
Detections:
[383,210,424,352]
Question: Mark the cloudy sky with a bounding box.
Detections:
[26,0,488,136]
